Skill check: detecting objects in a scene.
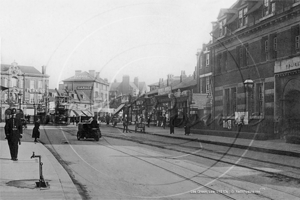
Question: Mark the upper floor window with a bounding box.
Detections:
[263,0,275,17]
[30,80,34,89]
[38,80,42,89]
[11,77,18,87]
[219,18,227,37]
[238,7,248,28]
[291,25,300,54]
[265,40,269,60]
[206,53,210,66]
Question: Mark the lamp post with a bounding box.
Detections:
[17,91,22,110]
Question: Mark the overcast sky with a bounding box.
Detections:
[0,0,237,89]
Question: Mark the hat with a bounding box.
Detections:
[11,108,16,114]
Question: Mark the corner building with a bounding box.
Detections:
[205,0,300,139]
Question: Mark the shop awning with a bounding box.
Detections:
[113,103,125,116]
[81,110,93,117]
[0,86,8,91]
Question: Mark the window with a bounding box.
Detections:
[263,0,275,17]
[30,94,34,103]
[206,77,210,94]
[296,36,300,49]
[30,80,34,89]
[265,40,269,60]
[256,83,264,116]
[261,36,269,61]
[245,44,249,66]
[38,80,42,89]
[239,47,244,67]
[224,87,237,116]
[223,51,228,71]
[238,7,248,28]
[219,18,227,37]
[11,77,18,87]
[271,34,277,59]
[206,53,210,66]
[292,25,300,54]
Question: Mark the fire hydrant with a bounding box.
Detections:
[31,152,49,188]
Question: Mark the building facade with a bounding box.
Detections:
[196,0,300,139]
[0,62,49,121]
[62,70,110,115]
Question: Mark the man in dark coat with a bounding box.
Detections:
[169,114,177,134]
[162,115,167,129]
[32,119,40,143]
[5,108,23,161]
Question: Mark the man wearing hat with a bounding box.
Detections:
[5,108,23,161]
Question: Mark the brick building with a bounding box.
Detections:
[195,0,300,139]
[61,70,110,115]
[0,62,49,121]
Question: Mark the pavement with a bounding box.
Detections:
[112,123,300,158]
[0,122,299,200]
[0,123,81,200]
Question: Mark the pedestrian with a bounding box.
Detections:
[106,114,110,125]
[169,114,177,134]
[72,115,75,125]
[123,115,128,133]
[32,119,40,143]
[147,114,151,127]
[5,108,23,161]
[162,115,166,129]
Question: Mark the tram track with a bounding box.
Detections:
[41,127,300,199]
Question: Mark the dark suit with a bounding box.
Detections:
[5,117,22,160]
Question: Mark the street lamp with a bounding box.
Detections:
[244,78,254,89]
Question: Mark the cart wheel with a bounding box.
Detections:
[77,131,81,140]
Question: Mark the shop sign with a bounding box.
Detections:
[275,56,300,73]
[77,86,92,90]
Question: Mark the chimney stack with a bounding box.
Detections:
[75,70,81,77]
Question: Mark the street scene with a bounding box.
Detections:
[1,0,300,199]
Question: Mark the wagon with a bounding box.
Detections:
[77,122,102,141]
[135,122,145,133]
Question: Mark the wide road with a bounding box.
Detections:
[20,124,300,199]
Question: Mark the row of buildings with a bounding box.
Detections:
[193,0,300,139]
[0,61,149,123]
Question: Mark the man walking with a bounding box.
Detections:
[5,108,23,161]
[123,115,128,133]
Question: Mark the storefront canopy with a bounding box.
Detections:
[0,86,8,91]
[112,103,125,116]
[81,110,93,117]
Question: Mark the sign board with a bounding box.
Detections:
[275,56,300,73]
[190,93,211,109]
[77,86,92,90]
[235,111,248,125]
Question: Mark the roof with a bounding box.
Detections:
[63,71,109,85]
[1,64,47,75]
[172,77,197,90]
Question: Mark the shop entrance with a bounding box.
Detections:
[282,78,300,129]
[283,90,300,128]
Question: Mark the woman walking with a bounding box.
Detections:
[32,119,40,143]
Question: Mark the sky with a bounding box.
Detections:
[0,0,237,89]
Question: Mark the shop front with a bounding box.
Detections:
[275,56,300,137]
